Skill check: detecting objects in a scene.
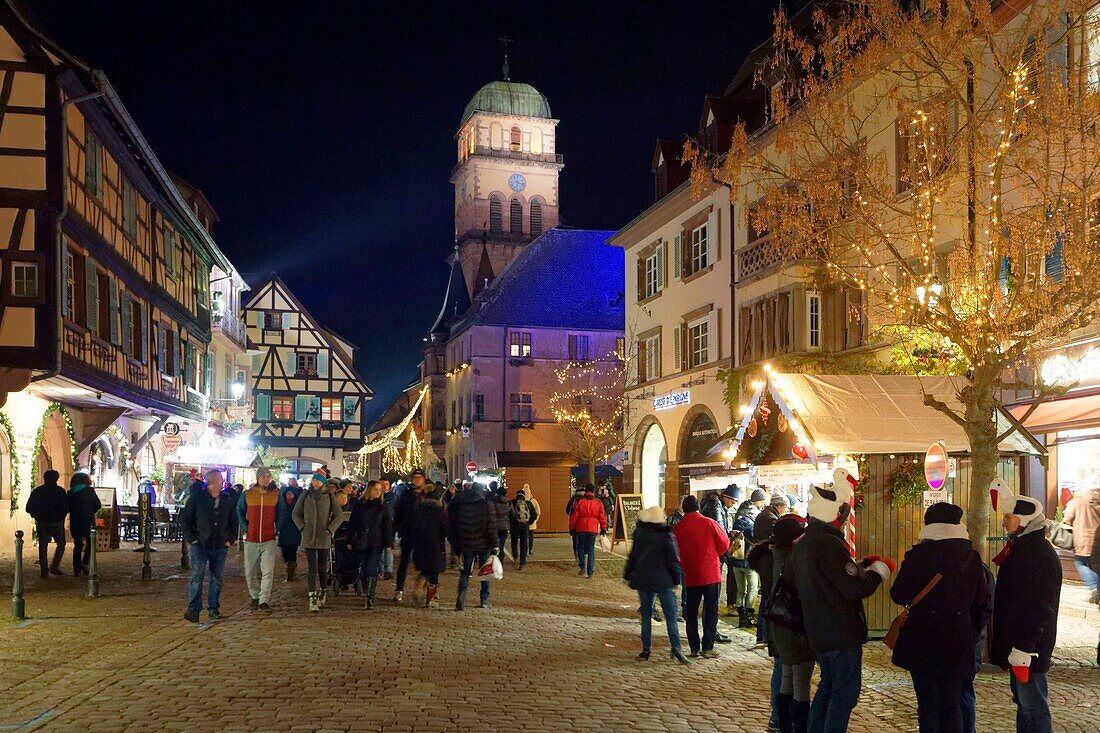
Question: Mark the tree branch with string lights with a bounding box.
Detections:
[686,0,1100,547]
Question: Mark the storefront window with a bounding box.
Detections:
[1057,428,1100,496]
[640,423,667,509]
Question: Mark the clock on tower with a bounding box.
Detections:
[508,173,526,192]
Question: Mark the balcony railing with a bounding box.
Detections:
[453,145,562,175]
[212,311,248,349]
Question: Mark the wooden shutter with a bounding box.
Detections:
[255,393,272,421]
[707,209,719,267]
[672,236,681,281]
[653,336,661,376]
[174,332,183,377]
[739,305,751,364]
[777,293,790,352]
[294,395,308,421]
[708,309,719,363]
[656,242,666,290]
[285,352,296,376]
[251,352,261,372]
[636,339,647,384]
[138,303,148,364]
[636,254,645,301]
[343,396,357,423]
[317,352,329,377]
[84,255,98,333]
[673,325,682,371]
[184,341,193,385]
[308,396,321,422]
[281,312,291,330]
[61,242,70,318]
[120,291,132,356]
[107,277,120,345]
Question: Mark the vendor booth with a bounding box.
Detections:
[713,373,1043,632]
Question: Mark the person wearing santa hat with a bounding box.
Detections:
[988,480,1061,733]
[889,502,991,733]
[789,470,894,733]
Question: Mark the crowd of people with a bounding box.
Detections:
[625,472,1083,733]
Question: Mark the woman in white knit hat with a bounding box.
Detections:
[523,483,541,557]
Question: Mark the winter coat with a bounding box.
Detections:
[382,489,396,519]
[789,520,884,653]
[700,494,727,527]
[276,485,303,546]
[596,490,615,523]
[1064,490,1100,558]
[393,487,423,539]
[528,496,542,531]
[348,497,393,551]
[236,484,279,543]
[447,488,497,553]
[291,488,343,550]
[67,486,102,534]
[747,542,774,609]
[178,485,239,550]
[624,522,682,592]
[768,546,815,665]
[889,526,991,677]
[753,506,784,544]
[565,491,585,516]
[26,479,68,525]
[672,511,730,587]
[727,510,757,569]
[569,494,608,535]
[509,497,538,530]
[491,496,511,532]
[990,521,1062,673]
[410,496,449,575]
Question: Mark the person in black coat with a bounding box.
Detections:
[408,489,448,608]
[988,481,1061,733]
[890,503,991,733]
[624,506,689,664]
[178,471,239,622]
[66,471,101,577]
[347,480,393,609]
[391,469,428,602]
[26,470,69,577]
[446,482,498,610]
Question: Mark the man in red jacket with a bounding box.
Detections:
[673,494,731,658]
[569,484,607,578]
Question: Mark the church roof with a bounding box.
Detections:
[429,253,472,337]
[460,80,552,126]
[450,228,624,333]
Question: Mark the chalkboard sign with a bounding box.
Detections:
[613,493,645,546]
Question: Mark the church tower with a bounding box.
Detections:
[451,59,562,297]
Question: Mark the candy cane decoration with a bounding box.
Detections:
[845,496,857,559]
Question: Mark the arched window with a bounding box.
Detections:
[530,199,543,237]
[531,127,543,156]
[490,123,503,150]
[510,198,523,235]
[489,195,503,233]
[510,126,522,152]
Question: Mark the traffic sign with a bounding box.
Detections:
[924,441,948,491]
[163,434,182,454]
[466,461,477,474]
[163,422,180,436]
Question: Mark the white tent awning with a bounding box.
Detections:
[767,374,1040,456]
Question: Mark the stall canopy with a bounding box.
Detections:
[717,374,1042,458]
[165,445,260,468]
[1007,390,1100,434]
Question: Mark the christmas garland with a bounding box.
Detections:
[24,403,79,514]
[0,412,20,517]
[887,456,926,506]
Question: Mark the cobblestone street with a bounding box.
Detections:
[0,540,1095,732]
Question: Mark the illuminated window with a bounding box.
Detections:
[295,352,317,376]
[320,397,341,421]
[615,337,626,360]
[510,126,522,152]
[272,396,293,421]
[509,331,532,357]
[689,223,709,274]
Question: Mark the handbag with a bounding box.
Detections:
[598,533,612,552]
[764,572,804,632]
[478,554,504,581]
[1050,522,1074,551]
[883,573,942,650]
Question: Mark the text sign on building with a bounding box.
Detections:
[162,434,182,454]
[923,489,948,509]
[653,390,691,411]
[924,441,948,491]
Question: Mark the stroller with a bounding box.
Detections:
[330,509,361,596]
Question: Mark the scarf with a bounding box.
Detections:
[918,523,971,543]
[992,514,1048,566]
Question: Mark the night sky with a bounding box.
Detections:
[25,0,779,423]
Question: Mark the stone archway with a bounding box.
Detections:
[638,422,667,510]
[677,405,721,467]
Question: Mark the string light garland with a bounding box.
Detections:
[356,385,429,455]
[24,403,78,513]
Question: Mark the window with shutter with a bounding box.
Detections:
[284,352,296,377]
[120,291,132,356]
[138,303,147,363]
[636,339,647,384]
[489,195,503,233]
[673,325,682,371]
[672,235,681,281]
[85,133,102,198]
[343,396,358,423]
[530,199,543,237]
[108,278,120,345]
[510,198,523,235]
[316,352,329,377]
[157,322,166,373]
[84,255,99,333]
[308,396,321,422]
[657,242,666,288]
[294,395,308,421]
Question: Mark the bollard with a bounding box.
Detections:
[12,530,25,619]
[141,523,152,581]
[86,526,99,598]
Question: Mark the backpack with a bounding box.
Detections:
[514,499,531,525]
[728,530,746,560]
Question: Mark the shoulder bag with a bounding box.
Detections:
[764,571,804,632]
[883,573,942,650]
[1050,522,1074,551]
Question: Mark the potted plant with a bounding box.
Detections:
[94,507,109,528]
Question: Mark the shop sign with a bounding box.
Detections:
[1040,347,1100,388]
[924,441,948,490]
[162,434,182,453]
[923,489,948,509]
[653,390,690,411]
[163,422,180,436]
[757,463,834,485]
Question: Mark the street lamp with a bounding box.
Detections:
[230,380,246,400]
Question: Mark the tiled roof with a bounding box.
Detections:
[451,228,624,332]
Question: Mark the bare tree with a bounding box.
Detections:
[687,0,1100,546]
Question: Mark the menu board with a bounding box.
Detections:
[613,493,645,544]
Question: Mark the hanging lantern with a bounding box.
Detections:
[792,443,809,460]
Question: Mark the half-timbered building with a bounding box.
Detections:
[244,275,371,478]
[0,1,235,533]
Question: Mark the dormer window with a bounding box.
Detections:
[510,126,522,152]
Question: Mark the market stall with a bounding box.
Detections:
[712,372,1044,631]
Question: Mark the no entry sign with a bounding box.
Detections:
[466,461,477,474]
[924,441,948,491]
